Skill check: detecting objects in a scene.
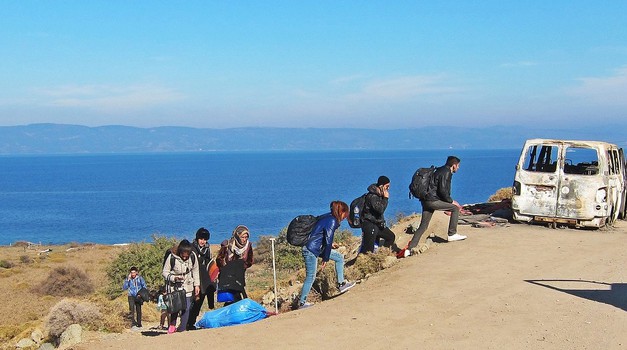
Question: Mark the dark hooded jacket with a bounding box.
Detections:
[191,239,212,291]
[362,183,388,228]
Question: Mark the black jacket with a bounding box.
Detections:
[191,240,212,291]
[362,183,388,227]
[424,165,453,203]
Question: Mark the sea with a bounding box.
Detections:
[0,149,520,246]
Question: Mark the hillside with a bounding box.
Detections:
[2,123,627,154]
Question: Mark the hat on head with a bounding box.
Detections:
[196,227,210,240]
[377,175,390,186]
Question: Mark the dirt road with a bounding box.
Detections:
[75,219,627,350]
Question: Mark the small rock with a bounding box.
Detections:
[59,324,82,348]
[16,338,35,348]
[39,343,55,350]
[31,328,44,344]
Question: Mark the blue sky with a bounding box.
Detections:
[1,1,626,129]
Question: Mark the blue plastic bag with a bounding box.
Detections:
[195,299,268,329]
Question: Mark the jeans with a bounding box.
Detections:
[127,295,142,327]
[299,247,345,304]
[359,220,396,254]
[408,200,460,249]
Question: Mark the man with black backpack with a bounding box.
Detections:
[405,156,466,257]
[359,175,397,254]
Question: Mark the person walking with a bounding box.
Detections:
[216,225,254,306]
[186,227,215,330]
[359,175,397,254]
[162,239,200,334]
[298,200,356,309]
[122,266,147,329]
[405,156,466,256]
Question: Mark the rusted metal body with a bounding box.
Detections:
[512,139,626,228]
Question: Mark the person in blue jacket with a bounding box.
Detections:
[122,266,147,329]
[298,200,356,309]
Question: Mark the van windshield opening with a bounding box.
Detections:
[523,144,558,173]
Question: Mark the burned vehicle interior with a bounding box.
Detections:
[523,144,600,175]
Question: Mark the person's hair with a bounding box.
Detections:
[330,200,349,222]
[129,266,138,272]
[196,227,210,240]
[446,156,461,167]
[158,285,166,294]
[177,239,193,256]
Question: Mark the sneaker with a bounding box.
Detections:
[131,326,140,331]
[447,233,467,242]
[338,280,356,294]
[404,249,411,258]
[167,325,176,334]
[298,302,313,309]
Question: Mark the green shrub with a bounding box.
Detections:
[105,235,178,299]
[45,299,102,338]
[0,260,13,269]
[34,266,94,297]
[256,228,304,271]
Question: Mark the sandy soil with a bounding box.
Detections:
[72,214,627,350]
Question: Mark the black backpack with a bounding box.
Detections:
[348,193,367,228]
[286,215,319,246]
[409,166,436,200]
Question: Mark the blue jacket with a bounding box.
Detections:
[304,212,339,262]
[123,275,147,297]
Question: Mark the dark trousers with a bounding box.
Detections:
[186,285,216,330]
[408,200,460,249]
[171,296,192,332]
[360,220,396,254]
[127,295,142,327]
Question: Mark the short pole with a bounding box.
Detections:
[270,238,279,314]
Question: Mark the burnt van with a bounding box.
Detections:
[512,139,626,228]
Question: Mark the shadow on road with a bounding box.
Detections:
[525,279,627,311]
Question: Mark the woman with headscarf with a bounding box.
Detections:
[216,225,254,305]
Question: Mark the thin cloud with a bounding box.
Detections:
[35,84,185,112]
[566,66,627,106]
[353,75,463,100]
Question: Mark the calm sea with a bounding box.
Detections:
[0,149,519,245]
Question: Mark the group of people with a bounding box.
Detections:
[123,155,466,324]
[123,225,254,333]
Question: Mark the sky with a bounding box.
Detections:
[1,1,626,129]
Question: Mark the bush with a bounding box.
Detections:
[488,187,513,202]
[34,266,94,297]
[20,255,33,264]
[0,260,13,269]
[105,235,178,299]
[256,228,304,271]
[45,299,102,338]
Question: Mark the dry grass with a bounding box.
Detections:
[488,187,513,202]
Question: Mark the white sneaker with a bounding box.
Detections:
[403,249,411,258]
[447,233,467,242]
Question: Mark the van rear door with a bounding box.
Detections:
[515,142,561,218]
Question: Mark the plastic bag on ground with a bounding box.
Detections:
[195,298,268,329]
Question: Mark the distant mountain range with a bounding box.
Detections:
[1,123,625,154]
